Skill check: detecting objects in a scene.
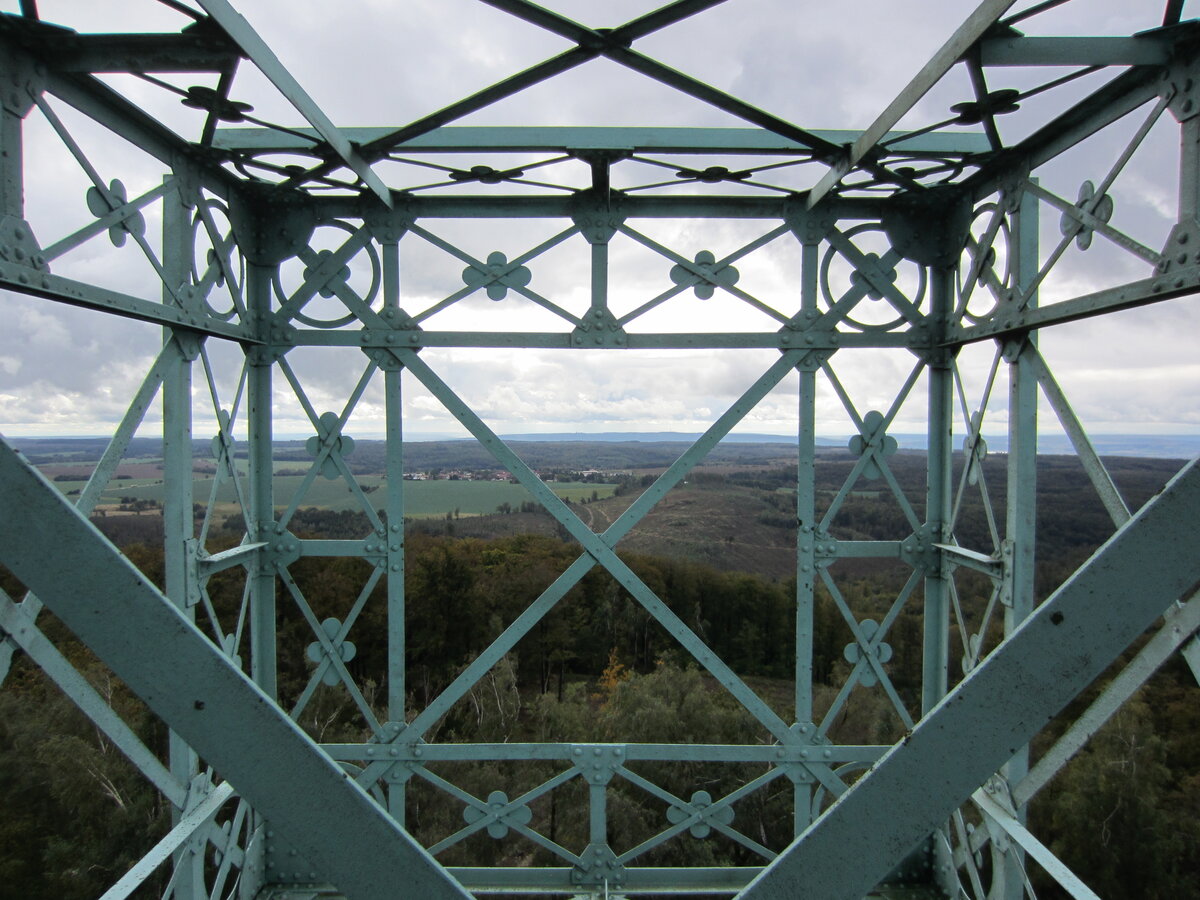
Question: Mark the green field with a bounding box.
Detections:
[74,475,614,517]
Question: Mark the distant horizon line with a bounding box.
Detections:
[8,430,1200,441]
[7,429,1199,461]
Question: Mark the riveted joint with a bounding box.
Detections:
[263,530,302,568]
[1157,220,1200,273]
[0,216,47,272]
[899,524,938,571]
[183,538,202,608]
[572,843,626,888]
[362,534,390,567]
[570,187,627,244]
[362,197,415,243]
[0,49,42,118]
[172,329,204,362]
[571,744,624,785]
[1165,55,1200,121]
[810,530,838,568]
[784,199,837,246]
[794,347,833,371]
[246,313,297,365]
[1000,334,1029,363]
[572,307,627,347]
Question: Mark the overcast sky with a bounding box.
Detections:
[1,0,1196,446]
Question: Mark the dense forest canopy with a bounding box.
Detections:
[1,444,1196,898]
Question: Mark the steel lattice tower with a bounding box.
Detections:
[1,1,1199,898]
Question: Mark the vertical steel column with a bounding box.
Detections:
[0,60,24,219]
[794,238,820,834]
[247,259,277,699]
[924,263,956,895]
[1179,110,1200,224]
[381,237,407,823]
[999,185,1039,900]
[922,267,954,714]
[243,251,277,895]
[161,175,203,897]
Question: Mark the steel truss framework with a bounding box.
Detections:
[1,1,1199,898]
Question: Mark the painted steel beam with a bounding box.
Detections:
[0,19,240,73]
[0,438,470,900]
[0,340,172,685]
[0,588,187,807]
[946,263,1200,345]
[314,192,890,221]
[973,788,1101,900]
[1014,591,1200,806]
[98,782,235,900]
[213,124,991,156]
[479,0,844,160]
[21,57,240,198]
[1024,345,1132,527]
[0,265,256,342]
[738,458,1200,900]
[194,0,391,207]
[806,0,1018,208]
[323,742,885,765]
[350,0,730,165]
[302,330,912,351]
[978,34,1177,67]
[964,63,1164,201]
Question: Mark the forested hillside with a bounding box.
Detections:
[1,451,1196,898]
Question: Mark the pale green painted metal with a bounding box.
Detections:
[1,3,1200,899]
[739,459,1200,899]
[0,439,472,900]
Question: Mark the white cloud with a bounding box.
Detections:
[1,0,1196,441]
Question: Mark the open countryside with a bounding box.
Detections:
[39,459,614,518]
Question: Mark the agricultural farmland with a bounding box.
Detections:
[45,463,613,518]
